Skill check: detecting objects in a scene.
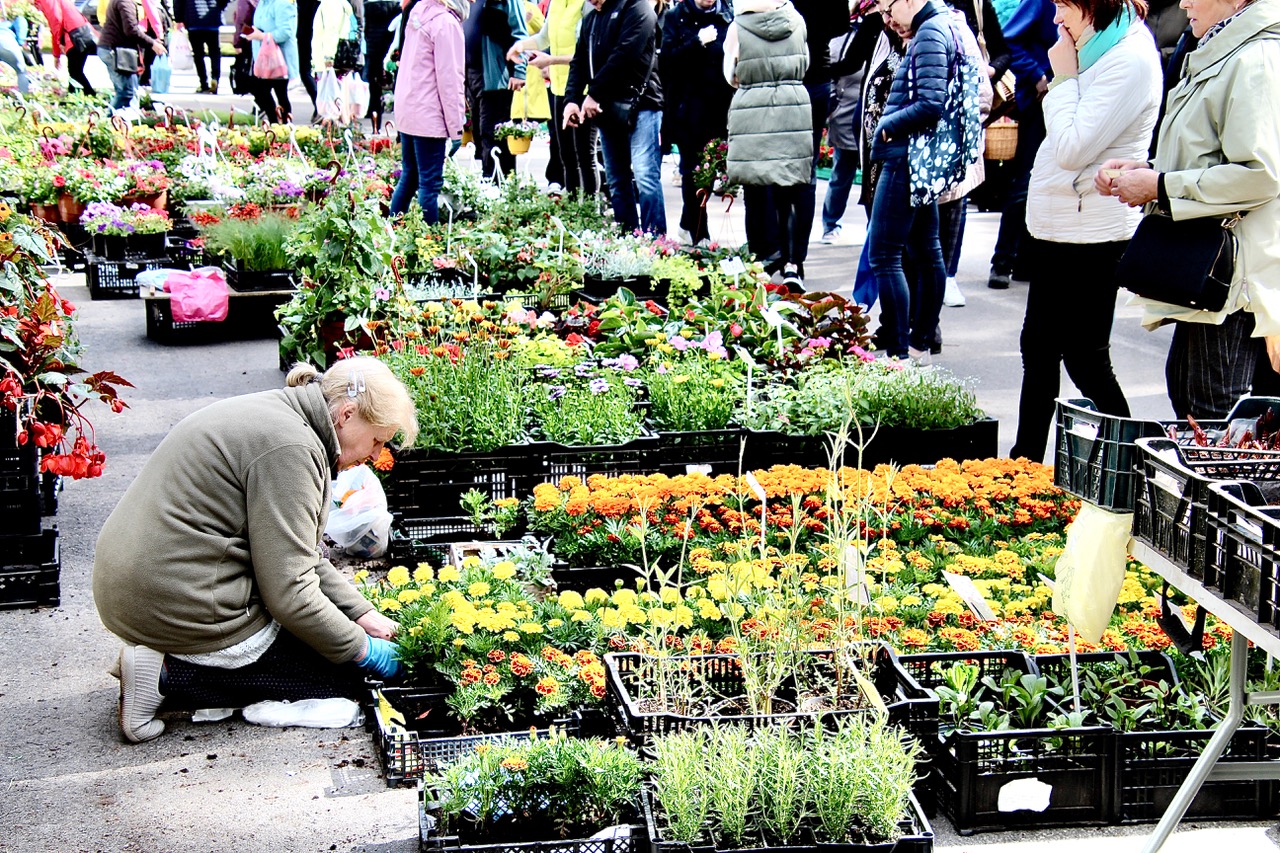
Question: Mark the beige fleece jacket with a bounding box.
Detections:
[93,384,373,663]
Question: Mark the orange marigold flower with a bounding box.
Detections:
[535,677,560,696]
[372,447,395,471]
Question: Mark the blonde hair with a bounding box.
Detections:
[286,357,419,447]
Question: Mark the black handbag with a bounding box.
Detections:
[1115,212,1243,312]
[334,37,362,72]
[69,24,97,54]
[113,46,140,74]
[229,50,253,95]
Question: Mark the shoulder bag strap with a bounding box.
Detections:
[972,0,990,63]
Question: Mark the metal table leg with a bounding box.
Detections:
[1141,631,1248,852]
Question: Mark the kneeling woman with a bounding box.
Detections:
[1009,0,1161,460]
[94,357,416,743]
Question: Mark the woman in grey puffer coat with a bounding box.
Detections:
[724,0,812,286]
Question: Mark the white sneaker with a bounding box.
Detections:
[908,346,933,366]
[943,276,966,307]
[545,182,564,196]
[672,172,683,187]
[119,644,166,743]
[821,226,841,244]
[675,227,694,245]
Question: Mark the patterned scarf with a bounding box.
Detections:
[1198,7,1243,46]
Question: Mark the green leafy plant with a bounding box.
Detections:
[199,209,295,270]
[527,366,643,446]
[643,355,744,432]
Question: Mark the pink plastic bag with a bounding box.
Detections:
[167,267,229,323]
[254,34,289,80]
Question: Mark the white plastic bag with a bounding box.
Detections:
[316,70,343,122]
[341,74,370,124]
[325,464,391,558]
[242,698,364,728]
[1052,502,1132,643]
[169,28,195,72]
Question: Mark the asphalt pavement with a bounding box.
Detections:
[0,61,1271,853]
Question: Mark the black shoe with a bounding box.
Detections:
[210,81,218,95]
[988,272,1011,289]
[196,84,211,94]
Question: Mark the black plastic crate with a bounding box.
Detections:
[421,784,643,853]
[227,259,294,292]
[384,446,529,537]
[606,645,937,752]
[525,434,660,487]
[739,430,827,470]
[1206,482,1280,632]
[0,476,42,536]
[144,291,291,345]
[0,528,60,609]
[87,253,172,299]
[899,651,1110,835]
[1054,398,1172,511]
[643,785,933,853]
[91,231,166,261]
[550,563,643,593]
[651,429,746,476]
[854,418,1001,469]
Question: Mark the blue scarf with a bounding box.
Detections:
[1077,5,1136,72]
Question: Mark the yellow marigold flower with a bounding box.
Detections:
[708,577,729,601]
[453,638,467,646]
[462,556,481,569]
[469,581,492,598]
[409,625,423,637]
[933,597,964,615]
[492,561,517,580]
[398,589,422,604]
[725,602,746,620]
[378,598,402,612]
[599,608,623,629]
[571,609,593,622]
[519,622,544,634]
[503,630,521,642]
[353,569,369,584]
[901,594,922,607]
[414,565,435,582]
[387,566,411,587]
[673,604,695,629]
[547,618,564,628]
[648,608,674,628]
[500,756,529,772]
[611,588,638,607]
[585,588,610,605]
[558,590,586,610]
[438,565,461,582]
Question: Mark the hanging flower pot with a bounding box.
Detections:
[506,136,531,155]
[460,129,474,147]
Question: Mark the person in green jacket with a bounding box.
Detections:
[95,357,417,743]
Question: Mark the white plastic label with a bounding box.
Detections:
[744,472,767,503]
[719,257,746,276]
[997,777,1053,813]
[943,571,998,622]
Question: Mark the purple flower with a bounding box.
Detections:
[589,378,610,395]
[655,364,669,374]
[537,366,562,379]
[669,335,691,353]
[623,377,643,387]
[547,385,567,401]
[374,287,390,300]
[616,354,639,371]
[574,363,594,378]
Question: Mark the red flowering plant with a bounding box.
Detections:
[0,213,131,479]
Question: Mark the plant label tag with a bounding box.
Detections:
[1037,573,1056,591]
[744,472,767,504]
[943,571,998,622]
[685,464,713,476]
[719,256,746,276]
[997,777,1052,812]
[844,545,872,605]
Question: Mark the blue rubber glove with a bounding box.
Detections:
[357,635,402,680]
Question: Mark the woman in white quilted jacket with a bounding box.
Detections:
[1009,0,1161,462]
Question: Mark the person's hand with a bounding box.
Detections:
[1094,158,1146,196]
[1035,74,1049,99]
[355,635,402,680]
[176,22,186,30]
[582,94,601,119]
[246,28,264,41]
[698,24,716,45]
[55,54,65,70]
[505,41,525,62]
[562,101,583,128]
[1268,336,1280,373]
[154,41,168,55]
[1047,25,1077,77]
[356,609,397,640]
[509,76,525,91]
[527,50,552,70]
[1113,167,1160,208]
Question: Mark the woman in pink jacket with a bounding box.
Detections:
[389,0,468,219]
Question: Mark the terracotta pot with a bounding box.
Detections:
[29,203,60,224]
[121,189,168,211]
[57,194,84,222]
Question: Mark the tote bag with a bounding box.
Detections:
[905,22,983,207]
[254,34,289,79]
[150,53,172,93]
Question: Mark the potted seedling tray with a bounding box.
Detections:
[898,650,1111,835]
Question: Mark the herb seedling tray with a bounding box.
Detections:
[605,645,936,750]
[898,650,1111,835]
[642,785,934,853]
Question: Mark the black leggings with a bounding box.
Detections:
[66,44,95,95]
[252,77,293,123]
[161,629,366,708]
[188,28,222,88]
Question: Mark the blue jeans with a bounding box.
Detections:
[391,135,447,222]
[598,108,666,234]
[852,235,877,309]
[821,147,860,233]
[867,157,945,358]
[98,46,137,111]
[0,43,29,95]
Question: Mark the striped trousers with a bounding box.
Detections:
[1165,310,1257,419]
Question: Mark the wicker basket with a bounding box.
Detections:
[985,119,1018,161]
